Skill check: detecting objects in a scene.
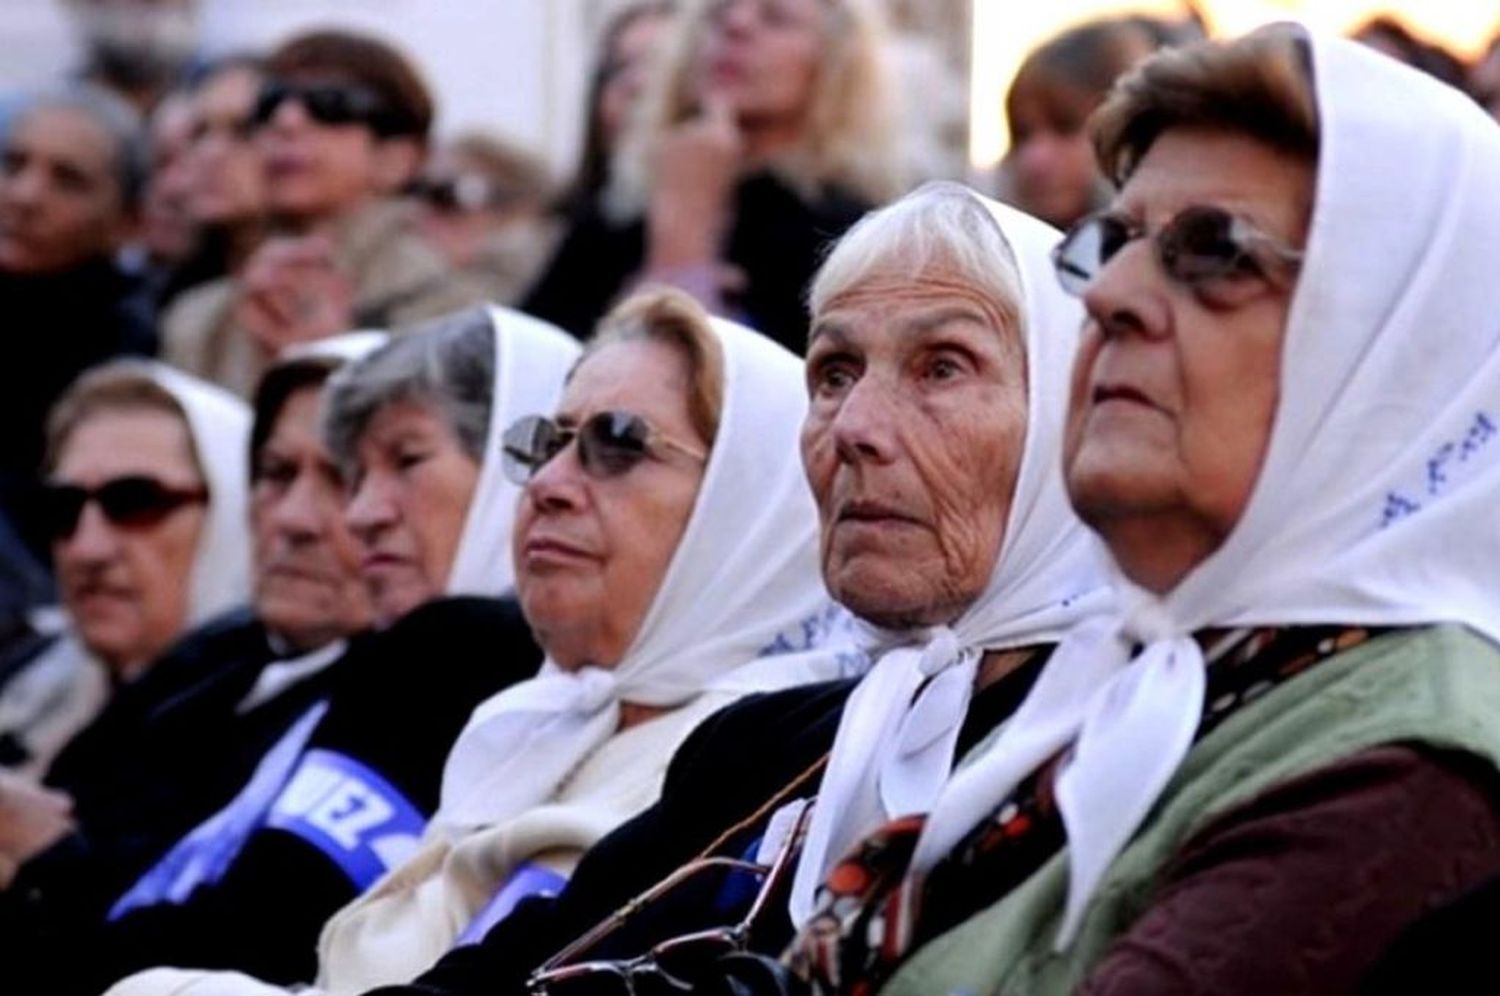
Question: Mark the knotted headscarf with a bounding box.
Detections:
[788,192,1112,923]
[436,316,852,831]
[910,32,1500,949]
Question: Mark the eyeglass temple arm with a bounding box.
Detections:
[535,856,770,973]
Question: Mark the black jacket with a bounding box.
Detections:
[520,173,869,354]
[375,657,1044,996]
[4,596,543,995]
[26,609,341,905]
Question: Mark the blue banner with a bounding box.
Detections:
[264,749,427,888]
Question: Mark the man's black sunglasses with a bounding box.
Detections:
[40,475,208,541]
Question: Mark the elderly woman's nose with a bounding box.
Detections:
[344,473,398,536]
[270,471,326,540]
[524,445,588,513]
[1082,241,1170,342]
[60,503,122,564]
[829,375,900,464]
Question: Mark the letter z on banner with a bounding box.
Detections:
[266,749,426,887]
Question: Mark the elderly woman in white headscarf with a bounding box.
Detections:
[788,26,1500,996]
[103,289,851,996]
[325,306,582,623]
[0,362,250,782]
[332,182,1111,996]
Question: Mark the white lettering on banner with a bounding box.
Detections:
[274,763,395,850]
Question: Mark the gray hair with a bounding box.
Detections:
[7,84,148,209]
[323,307,495,476]
[808,181,1025,341]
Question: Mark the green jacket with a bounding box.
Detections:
[883,624,1500,996]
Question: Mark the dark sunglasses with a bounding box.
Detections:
[1051,204,1304,303]
[527,804,812,996]
[251,80,407,136]
[502,411,706,486]
[40,475,208,541]
[410,174,514,214]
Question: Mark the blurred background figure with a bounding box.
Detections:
[179,56,266,277]
[163,30,483,398]
[995,16,1170,230]
[127,88,199,312]
[555,1,678,224]
[1351,15,1467,88]
[0,86,154,580]
[59,0,200,117]
[412,130,557,306]
[132,54,270,318]
[0,362,249,779]
[522,0,902,354]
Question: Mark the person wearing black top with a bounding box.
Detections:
[522,173,869,356]
[522,0,902,353]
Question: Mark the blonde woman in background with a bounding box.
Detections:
[521,0,902,354]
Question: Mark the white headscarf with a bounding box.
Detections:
[279,330,390,367]
[788,193,1113,924]
[446,307,581,598]
[0,365,250,773]
[435,315,849,832]
[144,363,253,625]
[910,32,1500,949]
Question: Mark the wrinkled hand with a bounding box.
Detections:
[647,94,744,268]
[236,234,358,357]
[0,771,74,887]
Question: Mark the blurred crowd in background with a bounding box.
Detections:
[1,2,1500,992]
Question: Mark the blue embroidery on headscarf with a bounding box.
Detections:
[1382,411,1496,527]
[758,604,843,657]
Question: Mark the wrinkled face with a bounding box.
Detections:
[803,273,1029,629]
[598,9,675,150]
[1007,93,1099,229]
[0,106,128,274]
[513,339,707,669]
[188,65,266,225]
[1063,128,1313,592]
[255,74,408,224]
[698,0,826,127]
[52,408,206,677]
[344,399,481,627]
[252,385,373,650]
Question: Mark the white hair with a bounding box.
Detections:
[809,181,1024,339]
